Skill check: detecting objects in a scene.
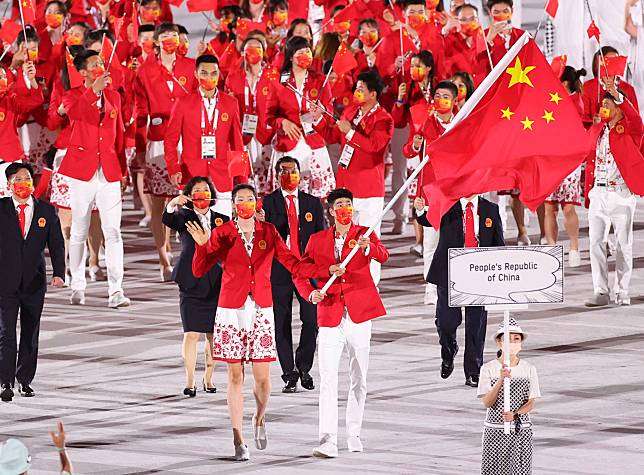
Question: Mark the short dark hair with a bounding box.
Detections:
[286,18,313,41]
[358,18,379,32]
[603,89,626,103]
[455,4,478,15]
[177,24,188,35]
[487,0,513,10]
[84,29,114,49]
[232,183,257,200]
[281,35,312,73]
[435,80,459,99]
[45,0,68,15]
[275,156,300,173]
[73,49,99,72]
[138,24,156,36]
[356,69,385,98]
[140,0,161,7]
[405,0,425,8]
[5,162,34,181]
[154,22,179,40]
[183,176,216,198]
[196,54,219,69]
[451,71,476,100]
[268,0,288,13]
[327,188,353,206]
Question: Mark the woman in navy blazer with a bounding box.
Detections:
[162,177,229,398]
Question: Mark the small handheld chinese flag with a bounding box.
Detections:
[187,0,217,13]
[550,54,566,79]
[34,168,52,198]
[332,0,364,23]
[587,20,600,41]
[227,150,251,178]
[601,55,627,78]
[236,18,266,40]
[0,19,23,44]
[65,48,83,88]
[100,35,114,63]
[19,0,36,25]
[409,102,433,132]
[167,0,184,6]
[331,42,357,76]
[544,0,558,18]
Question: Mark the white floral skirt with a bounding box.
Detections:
[213,296,276,363]
[144,140,179,198]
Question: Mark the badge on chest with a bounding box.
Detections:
[338,144,355,168]
[242,113,258,135]
[201,135,217,160]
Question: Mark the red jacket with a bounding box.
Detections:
[294,224,389,327]
[478,27,524,76]
[390,79,431,129]
[133,55,197,152]
[314,103,393,198]
[443,31,486,86]
[0,85,44,162]
[46,79,72,149]
[164,90,244,193]
[581,78,640,128]
[224,65,277,146]
[584,99,644,207]
[192,219,300,309]
[266,69,331,152]
[59,87,127,182]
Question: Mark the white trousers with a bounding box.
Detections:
[318,314,372,446]
[390,126,409,222]
[588,187,636,298]
[69,169,124,296]
[423,224,440,297]
[352,196,384,285]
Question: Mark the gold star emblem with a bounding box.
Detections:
[500,107,515,120]
[549,92,562,105]
[505,57,536,88]
[542,110,555,124]
[520,116,534,130]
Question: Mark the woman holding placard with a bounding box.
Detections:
[478,319,541,475]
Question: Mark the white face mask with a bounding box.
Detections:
[508,342,522,355]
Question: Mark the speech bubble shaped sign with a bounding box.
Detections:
[448,246,563,306]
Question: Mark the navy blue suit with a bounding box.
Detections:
[163,206,228,333]
[263,189,325,383]
[0,197,65,387]
[417,197,504,378]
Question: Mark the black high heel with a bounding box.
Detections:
[183,386,197,397]
[203,379,217,393]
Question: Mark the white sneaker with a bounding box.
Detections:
[409,244,423,257]
[615,293,631,306]
[138,215,151,227]
[347,436,363,453]
[70,290,85,305]
[234,444,250,461]
[568,250,581,267]
[160,266,174,282]
[89,265,106,282]
[252,415,267,450]
[539,237,548,245]
[517,234,531,246]
[108,291,131,308]
[313,441,338,458]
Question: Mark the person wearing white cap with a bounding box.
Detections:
[0,439,31,475]
[477,319,541,475]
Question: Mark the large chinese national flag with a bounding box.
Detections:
[422,33,591,229]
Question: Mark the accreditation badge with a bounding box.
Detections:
[242,113,258,135]
[201,135,217,160]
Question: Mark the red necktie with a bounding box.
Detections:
[17,203,28,237]
[464,201,477,248]
[286,195,300,257]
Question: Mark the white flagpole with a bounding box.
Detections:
[503,310,511,435]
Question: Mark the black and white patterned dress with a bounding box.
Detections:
[477,359,541,475]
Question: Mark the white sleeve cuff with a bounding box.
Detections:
[615,92,624,105]
[166,204,178,214]
[313,115,324,126]
[345,128,355,141]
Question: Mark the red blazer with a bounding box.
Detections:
[0,85,44,162]
[443,31,486,86]
[294,224,389,327]
[402,113,447,159]
[59,87,127,182]
[224,65,277,146]
[164,90,244,193]
[192,219,300,309]
[478,27,524,75]
[133,55,197,152]
[46,79,72,149]
[390,80,431,129]
[581,78,640,128]
[584,99,644,207]
[314,104,393,198]
[266,69,331,152]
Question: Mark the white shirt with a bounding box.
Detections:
[595,126,626,188]
[13,196,34,237]
[166,203,215,237]
[201,91,218,124]
[460,196,479,236]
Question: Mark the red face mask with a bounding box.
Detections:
[12,180,33,199]
[457,84,467,102]
[359,30,378,47]
[407,13,426,30]
[294,51,313,70]
[199,77,218,91]
[96,0,111,5]
[177,41,189,56]
[27,50,38,62]
[161,37,179,54]
[141,39,155,54]
[250,0,263,4]
[66,35,82,46]
[235,201,256,219]
[334,20,351,35]
[90,65,105,80]
[141,8,160,23]
[492,12,512,22]
[0,77,9,96]
[272,11,288,26]
[410,66,427,82]
[461,21,480,36]
[599,107,611,122]
[279,172,300,192]
[191,191,212,209]
[334,206,353,225]
[244,46,263,65]
[352,89,366,105]
[434,97,453,114]
[45,13,64,28]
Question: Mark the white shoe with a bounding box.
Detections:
[409,244,423,257]
[64,271,71,287]
[234,444,250,461]
[70,290,85,305]
[539,237,548,245]
[138,215,151,227]
[160,266,174,282]
[568,250,581,268]
[347,436,363,453]
[517,234,531,246]
[615,293,631,306]
[89,265,106,282]
[313,441,338,458]
[252,415,267,450]
[108,291,131,308]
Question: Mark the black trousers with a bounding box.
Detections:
[0,289,45,387]
[435,285,487,377]
[272,280,318,383]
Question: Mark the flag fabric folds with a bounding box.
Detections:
[331,42,358,76]
[187,0,217,13]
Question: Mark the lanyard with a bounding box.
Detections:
[200,94,219,134]
[289,71,309,112]
[159,58,188,94]
[352,104,379,127]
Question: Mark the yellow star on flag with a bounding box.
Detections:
[505,57,536,88]
[500,107,515,120]
[549,92,562,105]
[542,110,555,124]
[520,116,534,130]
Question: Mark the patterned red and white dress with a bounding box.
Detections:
[545,166,582,206]
[212,226,277,363]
